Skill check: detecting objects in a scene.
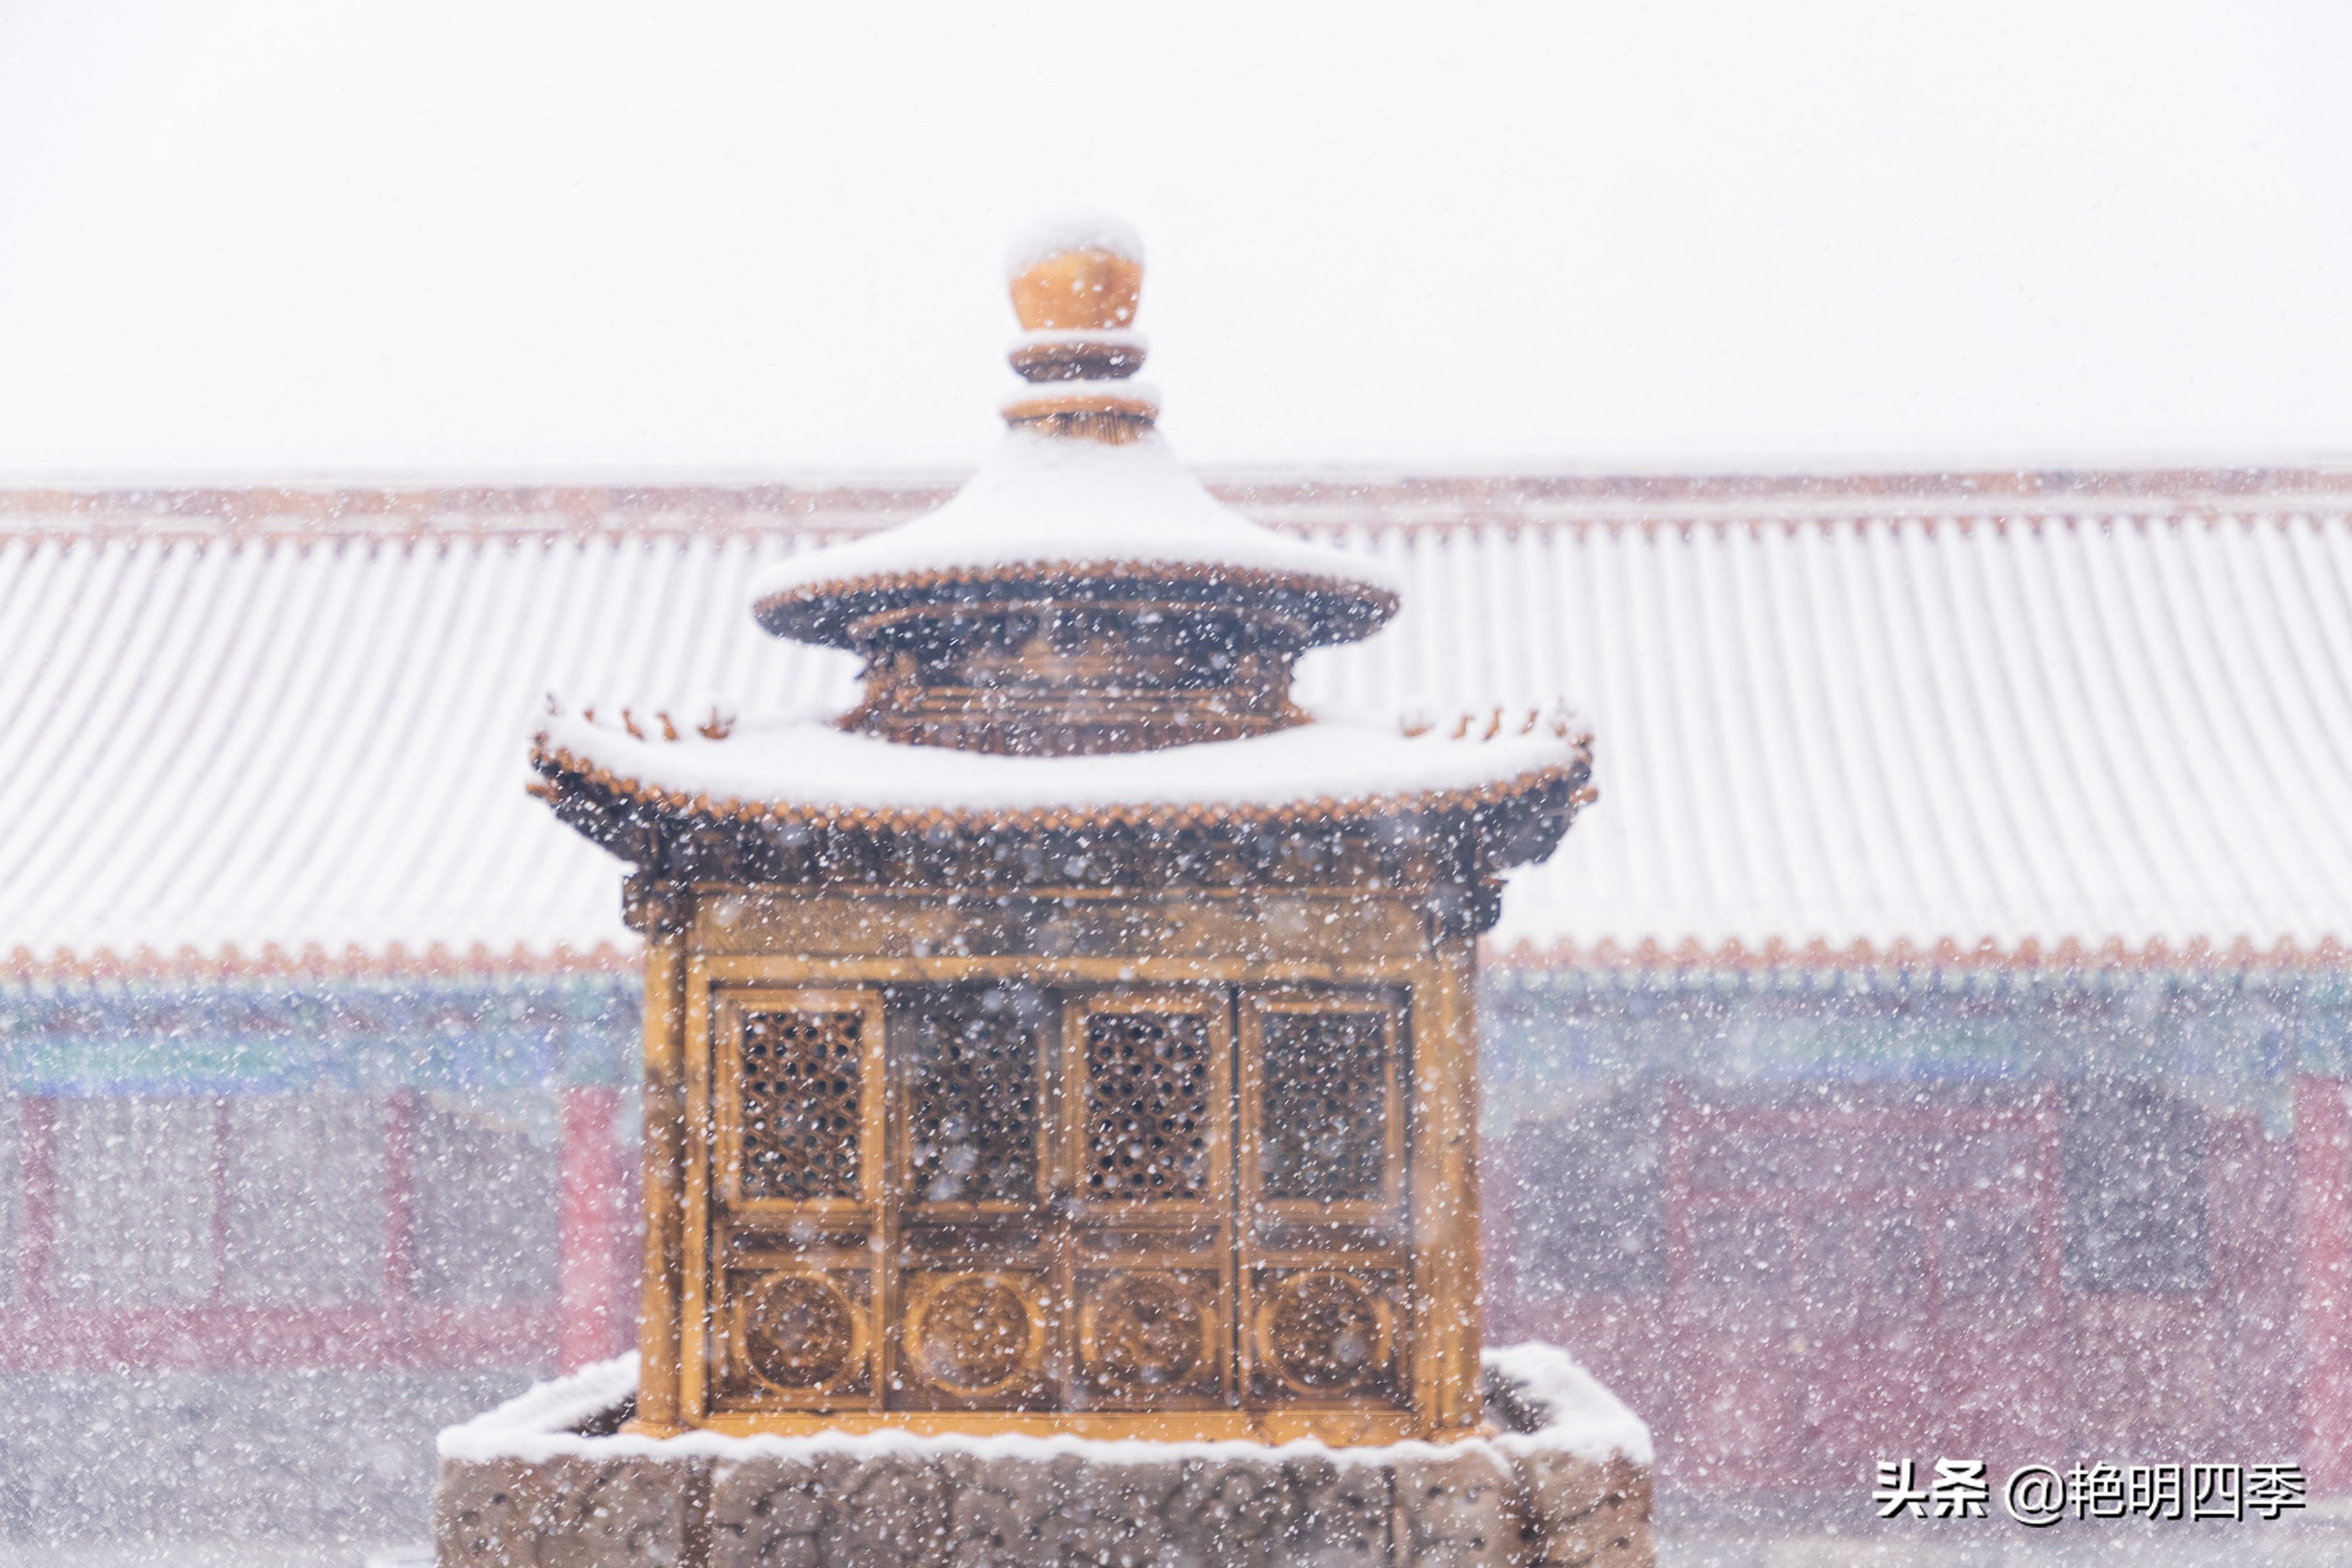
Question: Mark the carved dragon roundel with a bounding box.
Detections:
[740,1272,858,1391]
[909,1272,1040,1395]
[1258,1271,1390,1393]
[1080,1273,1207,1392]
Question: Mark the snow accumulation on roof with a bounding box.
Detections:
[438,1343,1651,1467]
[5,470,2352,973]
[538,706,1580,829]
[748,427,1404,634]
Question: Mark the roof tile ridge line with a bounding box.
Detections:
[1482,933,2349,972]
[1204,467,2352,502]
[0,480,962,514]
[1770,516,1895,920]
[2066,516,2248,929]
[2271,519,2352,808]
[9,500,2352,548]
[1752,513,1874,910]
[0,535,198,889]
[2111,516,2293,919]
[1885,520,2019,918]
[1231,502,2352,537]
[0,938,643,984]
[1668,506,1772,916]
[2019,516,2179,929]
[71,535,322,928]
[0,517,921,548]
[261,537,468,919]
[0,532,109,749]
[9,465,2352,511]
[2188,514,2352,908]
[0,541,116,901]
[383,535,565,927]
[1947,514,2092,920]
[2160,517,2343,915]
[1821,518,1939,916]
[2224,513,2352,878]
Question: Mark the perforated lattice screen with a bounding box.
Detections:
[900,988,1042,1206]
[1257,1011,1390,1203]
[1082,1011,1211,1201]
[739,1010,864,1200]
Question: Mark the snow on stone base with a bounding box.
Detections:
[433,1345,1654,1567]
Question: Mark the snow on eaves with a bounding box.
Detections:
[748,427,1404,623]
[537,707,1580,830]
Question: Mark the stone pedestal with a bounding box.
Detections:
[434,1344,1654,1568]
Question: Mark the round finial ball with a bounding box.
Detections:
[1005,210,1145,332]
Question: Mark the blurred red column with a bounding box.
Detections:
[18,1096,56,1308]
[2294,1077,2352,1492]
[558,1085,633,1370]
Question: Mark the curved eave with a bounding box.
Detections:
[530,737,1587,871]
[752,559,1399,651]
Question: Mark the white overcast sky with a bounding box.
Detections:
[0,2,2346,476]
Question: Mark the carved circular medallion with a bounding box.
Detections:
[739,1272,858,1390]
[908,1273,1040,1396]
[1079,1273,1207,1392]
[1257,1272,1389,1393]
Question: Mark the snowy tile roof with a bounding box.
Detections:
[3,469,2349,972]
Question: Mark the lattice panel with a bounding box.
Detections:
[1081,1011,1212,1202]
[738,1010,864,1201]
[1257,1010,1390,1203]
[900,989,1042,1206]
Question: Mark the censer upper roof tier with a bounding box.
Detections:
[749,214,1401,653]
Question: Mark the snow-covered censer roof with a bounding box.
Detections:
[532,218,1572,867]
[748,428,1399,649]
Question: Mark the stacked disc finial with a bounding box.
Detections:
[1000,211,1159,441]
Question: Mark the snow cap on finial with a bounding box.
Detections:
[1004,210,1146,329]
[1001,209,1157,439]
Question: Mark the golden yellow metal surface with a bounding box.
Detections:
[1008,248,1142,332]
[621,892,1488,1442]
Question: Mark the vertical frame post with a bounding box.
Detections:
[634,911,691,1431]
[1410,935,1483,1434]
